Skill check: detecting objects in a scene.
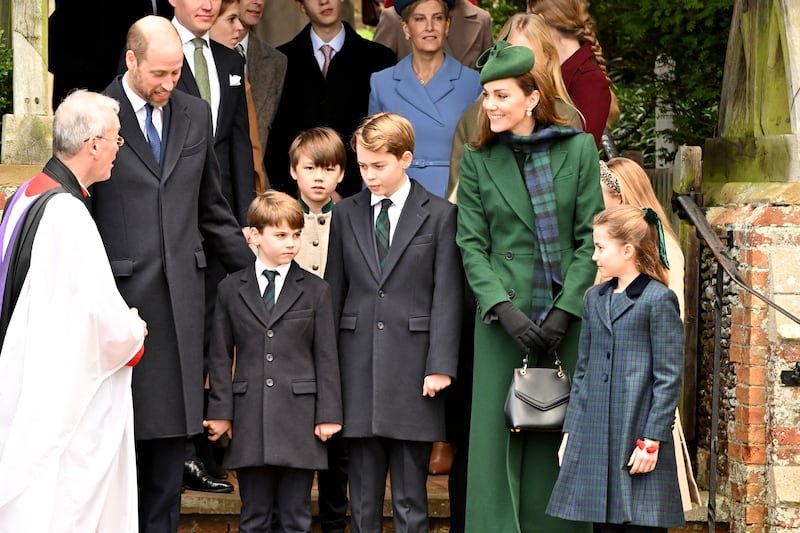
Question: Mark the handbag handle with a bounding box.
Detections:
[520,353,565,378]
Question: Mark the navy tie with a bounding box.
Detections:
[262,269,278,315]
[144,103,162,165]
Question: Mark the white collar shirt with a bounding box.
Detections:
[309,24,345,73]
[370,177,411,245]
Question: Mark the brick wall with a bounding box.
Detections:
[706,205,800,533]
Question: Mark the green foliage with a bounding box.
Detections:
[482,0,526,37]
[611,82,656,168]
[0,30,12,133]
[591,0,733,162]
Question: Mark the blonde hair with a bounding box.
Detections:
[526,0,619,125]
[351,112,415,158]
[606,157,677,243]
[594,205,668,286]
[289,127,347,170]
[247,190,305,230]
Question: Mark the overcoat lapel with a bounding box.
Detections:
[347,192,383,282]
[394,58,457,125]
[239,269,269,328]
[484,144,536,235]
[161,102,185,180]
[179,57,201,97]
[267,263,304,327]
[595,282,614,333]
[451,3,483,55]
[212,41,233,132]
[380,181,429,280]
[110,79,161,179]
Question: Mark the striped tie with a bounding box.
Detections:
[262,269,278,314]
[375,199,391,268]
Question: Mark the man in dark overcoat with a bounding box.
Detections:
[264,0,396,197]
[92,16,252,533]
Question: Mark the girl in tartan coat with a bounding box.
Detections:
[546,205,686,533]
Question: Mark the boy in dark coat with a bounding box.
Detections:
[205,190,342,533]
[325,112,462,533]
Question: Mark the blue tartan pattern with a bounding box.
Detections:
[546,275,686,528]
[506,125,579,321]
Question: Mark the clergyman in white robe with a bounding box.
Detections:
[0,182,145,531]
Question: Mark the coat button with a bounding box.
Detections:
[377,321,385,330]
[265,378,274,387]
[606,352,611,359]
[318,216,326,225]
[505,251,514,260]
[267,330,274,338]
[507,289,516,299]
[265,353,274,362]
[313,239,319,246]
[379,290,385,297]
[603,374,608,383]
[312,264,319,271]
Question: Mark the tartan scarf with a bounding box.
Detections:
[504,125,580,321]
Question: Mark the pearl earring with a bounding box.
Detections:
[525,109,533,117]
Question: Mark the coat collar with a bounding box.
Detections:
[346,179,430,283]
[106,77,162,179]
[393,55,462,124]
[595,273,653,330]
[238,261,305,328]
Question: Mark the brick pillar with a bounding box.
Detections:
[707,205,800,533]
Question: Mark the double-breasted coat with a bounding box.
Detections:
[265,22,396,197]
[325,180,462,441]
[206,262,342,470]
[368,54,481,198]
[456,133,603,532]
[547,275,685,528]
[93,78,253,440]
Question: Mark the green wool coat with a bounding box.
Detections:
[456,132,604,533]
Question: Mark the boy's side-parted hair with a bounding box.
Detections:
[248,190,305,231]
[594,205,669,286]
[289,127,347,170]
[350,112,415,158]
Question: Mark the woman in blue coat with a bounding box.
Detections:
[368,0,481,198]
[547,205,685,532]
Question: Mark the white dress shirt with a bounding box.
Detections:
[122,73,163,140]
[255,258,291,303]
[370,176,411,245]
[309,24,345,73]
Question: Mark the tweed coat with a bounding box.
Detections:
[368,54,481,198]
[206,262,342,470]
[372,0,493,70]
[546,275,685,528]
[455,133,603,532]
[93,78,253,440]
[176,38,255,225]
[325,180,462,441]
[245,32,287,155]
[265,23,396,197]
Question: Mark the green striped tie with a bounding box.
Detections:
[192,37,211,104]
[262,269,278,315]
[375,199,392,268]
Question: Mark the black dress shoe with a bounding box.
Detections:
[183,458,234,493]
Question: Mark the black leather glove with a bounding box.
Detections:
[540,308,572,354]
[493,302,546,353]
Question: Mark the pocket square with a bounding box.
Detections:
[229,74,242,86]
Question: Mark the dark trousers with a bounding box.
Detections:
[237,465,314,533]
[136,436,185,533]
[317,434,349,532]
[593,524,668,533]
[348,437,432,533]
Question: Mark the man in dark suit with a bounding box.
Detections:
[92,16,253,532]
[49,0,174,108]
[169,0,255,224]
[264,0,396,197]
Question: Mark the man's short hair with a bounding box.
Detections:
[52,90,120,160]
[289,127,347,171]
[247,190,305,231]
[350,112,415,158]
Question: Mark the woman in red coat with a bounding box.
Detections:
[527,0,617,147]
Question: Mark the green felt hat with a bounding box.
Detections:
[476,40,535,85]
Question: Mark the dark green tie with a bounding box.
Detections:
[375,199,392,268]
[192,37,211,104]
[262,269,278,314]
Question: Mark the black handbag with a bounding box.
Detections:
[504,354,571,432]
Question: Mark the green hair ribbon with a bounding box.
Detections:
[642,207,670,270]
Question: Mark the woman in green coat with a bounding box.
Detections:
[456,41,604,532]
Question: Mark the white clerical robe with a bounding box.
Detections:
[0,193,145,532]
